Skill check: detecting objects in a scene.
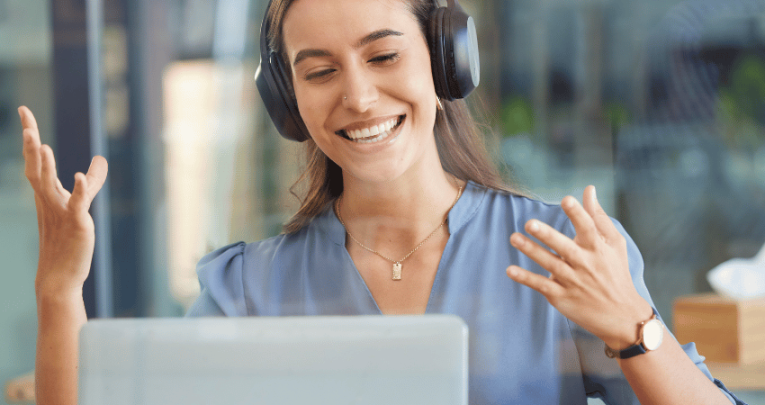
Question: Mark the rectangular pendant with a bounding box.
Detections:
[392,263,402,280]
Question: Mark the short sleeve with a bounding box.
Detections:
[185,242,249,317]
[569,218,744,405]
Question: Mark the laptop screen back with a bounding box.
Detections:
[79,315,468,405]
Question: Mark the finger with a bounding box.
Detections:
[560,195,599,247]
[23,129,42,187]
[70,172,90,212]
[18,106,39,132]
[84,156,108,198]
[71,156,107,211]
[39,145,64,205]
[510,232,576,282]
[582,186,621,242]
[506,265,565,299]
[21,110,43,187]
[525,219,584,265]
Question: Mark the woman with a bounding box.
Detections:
[21,0,743,404]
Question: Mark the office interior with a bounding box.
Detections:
[2,0,765,403]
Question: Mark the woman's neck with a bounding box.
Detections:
[338,165,464,248]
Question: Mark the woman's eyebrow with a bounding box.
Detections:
[293,49,332,67]
[292,29,404,67]
[356,29,404,48]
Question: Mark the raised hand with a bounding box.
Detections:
[20,106,108,295]
[506,186,653,351]
[20,106,108,405]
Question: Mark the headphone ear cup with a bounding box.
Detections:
[255,4,310,144]
[274,55,310,142]
[428,2,480,101]
[255,51,310,142]
[429,6,451,100]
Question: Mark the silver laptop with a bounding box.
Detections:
[78,315,468,405]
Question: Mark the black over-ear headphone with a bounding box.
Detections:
[254,0,480,142]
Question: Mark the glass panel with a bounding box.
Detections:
[0,0,53,401]
[483,1,765,401]
[8,0,765,402]
[157,0,303,309]
[488,0,765,320]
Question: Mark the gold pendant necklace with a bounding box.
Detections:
[335,183,464,280]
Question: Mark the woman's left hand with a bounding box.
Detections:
[506,185,653,351]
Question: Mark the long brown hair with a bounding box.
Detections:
[268,0,520,234]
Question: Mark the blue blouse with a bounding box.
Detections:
[186,181,742,404]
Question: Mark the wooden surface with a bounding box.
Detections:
[674,293,765,364]
[5,371,34,403]
[708,361,765,390]
[674,294,765,390]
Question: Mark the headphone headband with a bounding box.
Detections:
[255,0,480,142]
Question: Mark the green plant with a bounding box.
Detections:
[499,96,534,137]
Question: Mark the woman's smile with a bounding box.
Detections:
[337,115,405,144]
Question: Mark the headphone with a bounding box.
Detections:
[254,0,480,142]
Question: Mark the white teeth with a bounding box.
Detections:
[343,117,400,141]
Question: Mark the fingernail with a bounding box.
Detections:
[507,267,517,277]
[592,186,597,200]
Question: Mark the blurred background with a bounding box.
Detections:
[2,0,765,403]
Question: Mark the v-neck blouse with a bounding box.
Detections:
[186,181,741,405]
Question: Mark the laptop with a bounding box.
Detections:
[78,315,468,405]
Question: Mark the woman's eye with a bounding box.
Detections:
[369,53,400,65]
[304,69,335,82]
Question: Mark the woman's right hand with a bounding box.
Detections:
[19,106,108,298]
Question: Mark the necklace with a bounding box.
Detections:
[335,183,464,280]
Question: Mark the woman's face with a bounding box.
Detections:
[282,0,439,185]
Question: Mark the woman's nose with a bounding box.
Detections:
[341,66,378,112]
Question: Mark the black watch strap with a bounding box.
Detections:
[604,307,659,359]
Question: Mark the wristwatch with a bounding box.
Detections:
[604,307,664,359]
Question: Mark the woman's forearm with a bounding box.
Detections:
[618,326,732,405]
[35,287,87,405]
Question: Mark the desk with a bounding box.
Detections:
[5,371,34,403]
[708,362,765,390]
[8,366,764,404]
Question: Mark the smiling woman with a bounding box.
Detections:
[21,0,747,404]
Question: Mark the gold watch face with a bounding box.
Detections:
[642,318,664,351]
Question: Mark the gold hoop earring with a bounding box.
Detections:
[436,97,444,111]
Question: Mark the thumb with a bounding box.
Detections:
[69,156,108,211]
[85,156,108,198]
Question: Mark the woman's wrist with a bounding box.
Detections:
[35,279,84,308]
[601,300,655,351]
[36,289,87,334]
